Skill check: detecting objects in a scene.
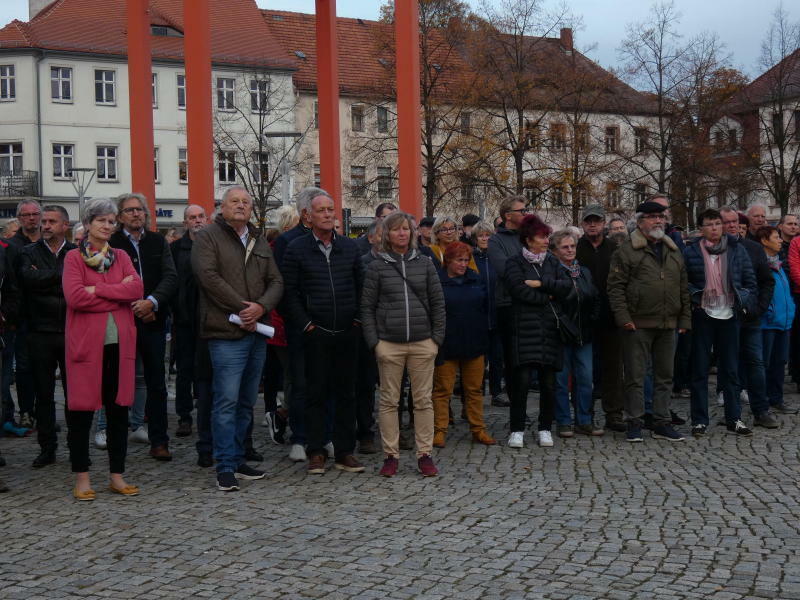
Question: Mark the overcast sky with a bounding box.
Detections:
[1,0,798,78]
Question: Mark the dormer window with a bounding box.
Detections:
[151,25,183,37]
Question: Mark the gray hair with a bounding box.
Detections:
[2,218,19,236]
[71,222,85,241]
[116,193,150,228]
[183,204,206,220]
[82,197,118,226]
[221,185,251,205]
[380,211,418,254]
[295,186,332,216]
[549,228,578,250]
[746,203,767,216]
[42,205,70,222]
[16,198,42,216]
[608,216,626,228]
[470,220,494,242]
[273,204,298,232]
[366,218,383,238]
[719,205,738,215]
[431,215,457,245]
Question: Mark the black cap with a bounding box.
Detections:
[636,201,666,214]
[462,214,480,227]
[419,216,435,227]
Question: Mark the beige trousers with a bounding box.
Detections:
[374,338,438,458]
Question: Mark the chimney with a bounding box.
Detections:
[560,27,573,54]
[29,0,52,20]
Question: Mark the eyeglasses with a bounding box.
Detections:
[121,206,145,214]
[438,226,457,233]
[18,212,41,218]
[507,208,532,214]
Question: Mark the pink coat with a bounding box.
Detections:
[63,248,143,411]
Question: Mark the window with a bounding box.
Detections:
[96,145,118,181]
[218,151,237,183]
[313,101,319,129]
[351,105,364,132]
[377,167,392,198]
[0,65,15,101]
[377,106,388,133]
[549,123,566,151]
[728,129,738,152]
[94,69,116,104]
[604,126,619,153]
[714,130,725,153]
[524,120,540,151]
[605,182,621,205]
[216,77,235,111]
[151,73,158,108]
[250,79,269,113]
[350,165,366,197]
[52,143,74,179]
[460,178,476,202]
[153,147,160,182]
[634,127,649,153]
[575,185,589,206]
[250,152,269,183]
[178,148,188,183]
[634,183,647,205]
[177,74,186,109]
[50,67,72,102]
[523,179,541,205]
[0,143,23,175]
[574,123,589,152]
[313,163,321,188]
[460,112,472,135]
[795,110,800,142]
[550,184,564,206]
[772,112,784,144]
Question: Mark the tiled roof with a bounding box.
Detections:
[0,0,296,70]
[729,48,800,111]
[262,9,659,115]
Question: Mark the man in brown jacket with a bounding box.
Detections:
[192,186,283,491]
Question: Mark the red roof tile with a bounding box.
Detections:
[0,0,296,70]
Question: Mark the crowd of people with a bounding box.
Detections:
[0,187,798,496]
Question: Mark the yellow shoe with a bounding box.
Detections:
[433,431,446,448]
[73,487,96,501]
[472,431,497,446]
[108,484,139,496]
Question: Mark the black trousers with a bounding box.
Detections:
[174,323,196,424]
[29,332,67,452]
[355,337,377,442]
[136,322,169,447]
[497,306,517,401]
[303,327,359,458]
[66,344,128,473]
[509,364,556,432]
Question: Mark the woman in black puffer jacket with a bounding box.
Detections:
[503,214,571,450]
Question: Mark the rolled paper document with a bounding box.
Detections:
[228,314,275,338]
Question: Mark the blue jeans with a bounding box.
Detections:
[208,334,267,474]
[690,311,740,427]
[762,328,790,408]
[555,343,593,425]
[738,325,769,416]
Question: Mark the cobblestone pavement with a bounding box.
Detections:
[1,384,800,600]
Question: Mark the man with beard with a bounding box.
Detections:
[607,202,691,443]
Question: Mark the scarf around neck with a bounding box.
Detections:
[767,253,782,271]
[562,260,581,278]
[699,237,732,312]
[522,247,547,265]
[80,238,115,273]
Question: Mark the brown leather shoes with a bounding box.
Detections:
[433,431,446,448]
[149,445,172,461]
[175,422,192,437]
[334,454,365,473]
[307,453,326,474]
[472,431,497,445]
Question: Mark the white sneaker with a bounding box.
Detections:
[740,390,749,403]
[289,444,307,462]
[276,391,285,408]
[94,429,107,449]
[324,441,334,458]
[538,430,554,447]
[507,431,524,448]
[129,425,150,444]
[716,391,725,406]
[261,413,270,427]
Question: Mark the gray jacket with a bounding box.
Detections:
[488,226,522,307]
[360,249,445,349]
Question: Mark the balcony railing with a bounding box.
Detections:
[0,171,39,198]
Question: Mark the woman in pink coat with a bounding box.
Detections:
[62,198,143,501]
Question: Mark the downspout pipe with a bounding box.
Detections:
[35,49,45,197]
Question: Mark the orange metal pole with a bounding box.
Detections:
[395,0,422,218]
[184,0,215,219]
[315,0,342,219]
[126,0,157,229]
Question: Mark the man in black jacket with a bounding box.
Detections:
[170,204,207,437]
[110,193,177,460]
[282,188,364,475]
[18,205,75,467]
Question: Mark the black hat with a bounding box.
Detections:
[636,201,666,214]
[462,214,480,227]
[581,204,605,221]
[419,216,435,227]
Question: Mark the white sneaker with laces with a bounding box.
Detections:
[289,444,307,462]
[94,429,107,449]
[129,425,149,444]
[538,430,554,447]
[507,431,524,448]
[716,391,725,406]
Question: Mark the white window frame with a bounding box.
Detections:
[604,126,619,154]
[216,77,235,111]
[94,69,116,105]
[151,72,158,109]
[0,65,15,101]
[350,165,366,197]
[96,145,119,182]
[377,106,388,133]
[177,73,186,110]
[250,151,269,183]
[351,105,364,132]
[178,147,188,183]
[313,163,320,188]
[0,142,23,175]
[313,101,319,129]
[218,150,237,184]
[50,66,73,103]
[250,79,269,113]
[377,167,392,198]
[52,143,74,180]
[153,147,160,183]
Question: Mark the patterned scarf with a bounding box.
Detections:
[767,253,782,271]
[80,238,115,273]
[563,260,581,278]
[522,247,547,265]
[699,237,732,312]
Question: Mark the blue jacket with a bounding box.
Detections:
[683,235,757,318]
[762,266,795,330]
[437,267,489,362]
[472,247,497,330]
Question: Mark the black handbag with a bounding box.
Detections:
[531,262,580,346]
